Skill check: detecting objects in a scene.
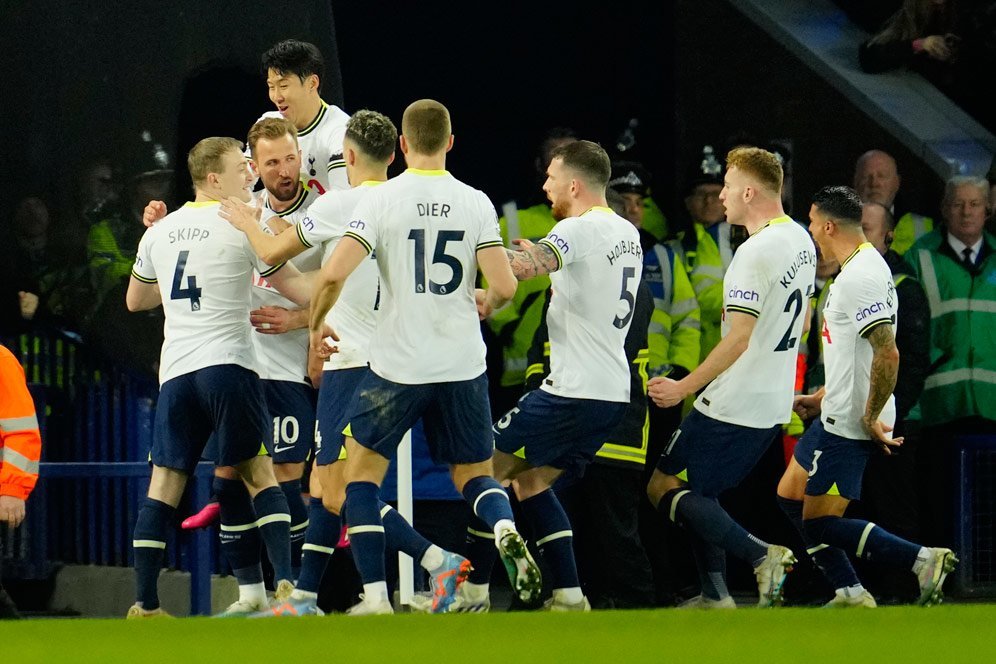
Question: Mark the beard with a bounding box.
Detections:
[551,198,570,221]
[267,179,299,202]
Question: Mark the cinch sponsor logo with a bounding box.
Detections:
[855,301,885,321]
[728,287,759,302]
[348,219,366,230]
[547,233,569,253]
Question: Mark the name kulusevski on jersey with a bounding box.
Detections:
[342,168,503,384]
[536,206,643,403]
[819,243,898,439]
[251,185,322,384]
[296,181,383,370]
[131,201,283,385]
[694,216,817,428]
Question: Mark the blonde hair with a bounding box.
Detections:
[726,146,783,197]
[246,117,299,159]
[187,137,243,185]
[402,99,451,155]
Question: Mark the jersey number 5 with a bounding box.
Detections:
[171,250,202,311]
[408,229,465,294]
[774,288,803,351]
[613,267,638,329]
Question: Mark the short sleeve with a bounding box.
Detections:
[537,217,585,270]
[855,272,896,338]
[245,218,285,277]
[326,126,348,192]
[342,192,378,255]
[131,229,157,283]
[724,245,770,318]
[475,194,503,251]
[297,192,344,249]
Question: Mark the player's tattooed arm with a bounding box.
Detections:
[863,323,902,452]
[505,240,559,280]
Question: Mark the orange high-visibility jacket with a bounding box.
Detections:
[0,344,41,500]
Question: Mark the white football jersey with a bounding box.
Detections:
[250,101,350,195]
[131,202,280,385]
[343,168,504,384]
[250,185,323,383]
[820,243,897,439]
[297,181,383,370]
[695,216,817,427]
[537,207,642,402]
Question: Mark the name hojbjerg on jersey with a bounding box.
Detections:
[605,239,643,265]
[779,248,818,289]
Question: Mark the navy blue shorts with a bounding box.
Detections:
[314,367,367,466]
[794,419,875,500]
[346,371,494,465]
[153,365,268,472]
[493,389,626,478]
[656,407,781,498]
[261,380,317,464]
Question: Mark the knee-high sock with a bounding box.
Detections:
[519,490,579,591]
[279,479,308,579]
[380,502,432,563]
[295,497,340,595]
[464,516,498,585]
[461,476,514,530]
[133,498,174,610]
[777,496,859,590]
[659,488,768,565]
[216,477,263,587]
[689,535,730,600]
[252,486,293,584]
[804,516,919,569]
[344,481,386,585]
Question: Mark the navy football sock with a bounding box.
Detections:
[778,496,859,590]
[805,516,919,569]
[659,488,768,564]
[133,498,175,610]
[216,477,263,586]
[344,481,386,584]
[519,490,579,591]
[465,516,498,585]
[252,486,293,584]
[689,535,729,600]
[279,479,308,579]
[381,501,432,563]
[295,497,340,595]
[461,476,513,528]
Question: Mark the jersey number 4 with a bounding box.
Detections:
[408,229,465,294]
[171,250,202,311]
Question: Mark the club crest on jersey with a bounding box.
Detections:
[308,155,317,176]
[855,301,885,321]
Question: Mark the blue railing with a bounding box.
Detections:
[2,329,222,615]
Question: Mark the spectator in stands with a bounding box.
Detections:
[853,149,935,255]
[670,144,732,362]
[905,175,996,548]
[75,156,120,223]
[83,135,170,376]
[0,341,43,619]
[859,0,961,85]
[0,197,89,337]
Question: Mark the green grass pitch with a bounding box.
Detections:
[3,605,994,663]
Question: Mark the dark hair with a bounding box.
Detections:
[262,39,325,89]
[812,185,863,226]
[861,201,896,231]
[345,110,398,162]
[550,140,611,190]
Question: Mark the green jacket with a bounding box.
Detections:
[642,242,701,377]
[669,221,733,362]
[905,229,996,425]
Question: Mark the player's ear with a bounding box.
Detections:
[445,134,454,154]
[399,135,409,155]
[885,231,894,247]
[249,159,260,177]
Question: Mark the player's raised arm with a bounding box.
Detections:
[220,197,309,265]
[263,261,314,308]
[648,310,757,408]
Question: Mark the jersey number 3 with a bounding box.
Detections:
[171,250,202,311]
[408,229,465,294]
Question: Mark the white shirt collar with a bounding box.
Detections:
[947,233,983,263]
